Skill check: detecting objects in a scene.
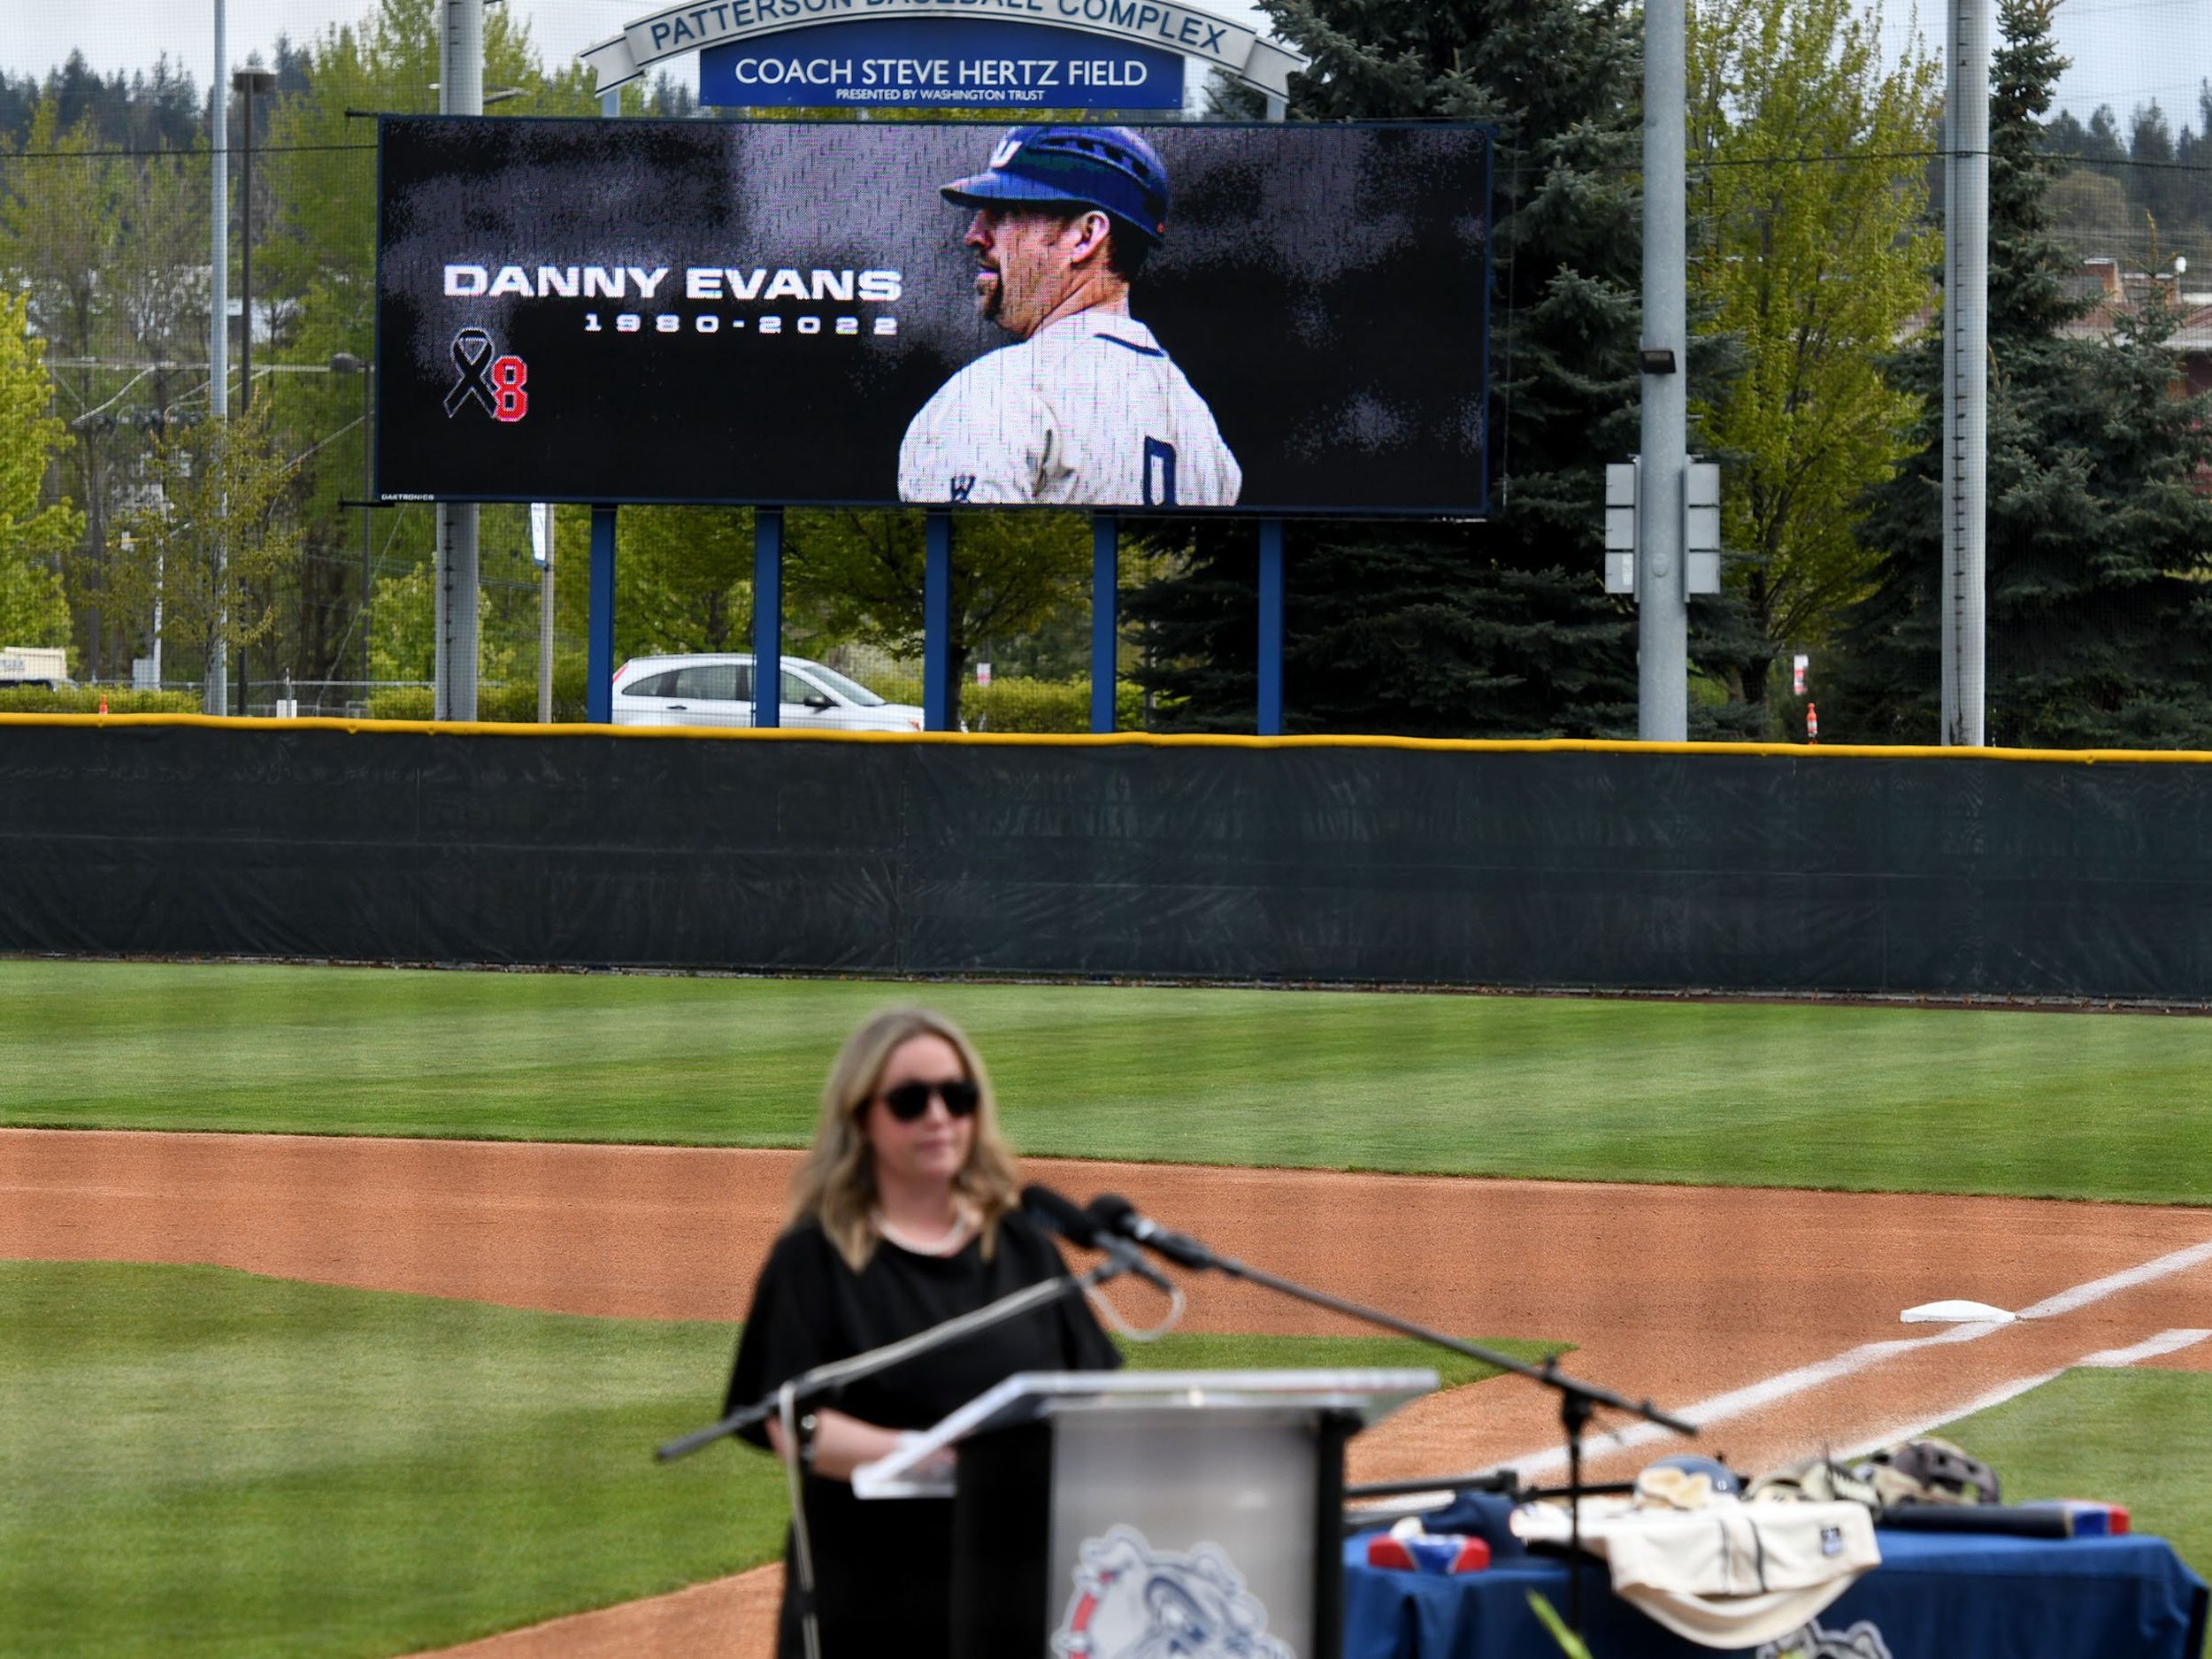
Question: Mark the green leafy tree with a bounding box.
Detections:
[0,92,210,677]
[263,0,597,337]
[367,557,526,688]
[99,403,307,698]
[1831,0,2212,748]
[1686,0,1940,710]
[1128,0,1649,737]
[367,561,434,682]
[0,289,81,647]
[257,0,601,690]
[786,510,1092,723]
[0,100,122,669]
[610,508,755,660]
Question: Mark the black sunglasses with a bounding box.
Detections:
[878,1079,981,1122]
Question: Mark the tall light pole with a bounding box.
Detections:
[1941,0,1990,747]
[231,65,275,718]
[1638,0,1690,742]
[205,0,228,716]
[434,0,484,721]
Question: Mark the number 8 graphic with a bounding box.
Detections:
[491,355,529,423]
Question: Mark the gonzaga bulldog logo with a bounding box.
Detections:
[1052,1525,1293,1659]
[1756,1618,1893,1659]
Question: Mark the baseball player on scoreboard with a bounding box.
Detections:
[898,125,1241,509]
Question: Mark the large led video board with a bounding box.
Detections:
[374,118,1489,514]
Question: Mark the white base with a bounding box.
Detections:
[1900,1299,2016,1325]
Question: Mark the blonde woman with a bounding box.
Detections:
[726,1007,1119,1658]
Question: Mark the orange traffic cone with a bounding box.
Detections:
[1806,701,1819,745]
[98,694,109,716]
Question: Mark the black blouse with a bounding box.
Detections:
[726,1209,1120,1659]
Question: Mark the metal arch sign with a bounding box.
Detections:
[580,0,1306,100]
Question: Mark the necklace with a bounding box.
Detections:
[872,1201,977,1257]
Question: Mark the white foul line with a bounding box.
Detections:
[1840,1327,2212,1457]
[1485,1239,2212,1479]
[1495,1321,2001,1476]
[2017,1240,2212,1320]
[2076,1327,2212,1368]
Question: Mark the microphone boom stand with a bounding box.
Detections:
[1110,1219,1695,1635]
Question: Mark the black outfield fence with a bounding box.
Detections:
[4,717,2211,1001]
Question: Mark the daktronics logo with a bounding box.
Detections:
[445,327,528,423]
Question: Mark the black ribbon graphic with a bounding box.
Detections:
[443,328,499,418]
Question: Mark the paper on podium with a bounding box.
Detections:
[852,1367,1436,1499]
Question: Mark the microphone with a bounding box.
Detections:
[1086,1194,1218,1271]
[1022,1185,1172,1293]
[1021,1183,1107,1248]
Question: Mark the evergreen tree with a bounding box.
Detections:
[1125,0,1648,738]
[1830,0,2212,749]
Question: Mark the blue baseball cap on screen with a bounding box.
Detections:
[939,126,1171,246]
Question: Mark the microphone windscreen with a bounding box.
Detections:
[1086,1193,1138,1233]
[1021,1184,1102,1248]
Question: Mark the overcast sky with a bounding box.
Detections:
[9,0,2207,129]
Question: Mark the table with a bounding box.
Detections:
[1344,1498,2208,1659]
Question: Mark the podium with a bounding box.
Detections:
[854,1368,1434,1659]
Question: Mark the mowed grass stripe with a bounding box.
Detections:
[0,1261,1548,1659]
[1938,1366,2212,1594]
[4,960,2210,1203]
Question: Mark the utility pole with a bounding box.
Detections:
[331,353,374,706]
[1638,0,1690,741]
[533,504,555,721]
[205,0,229,717]
[434,0,483,721]
[1941,0,1990,746]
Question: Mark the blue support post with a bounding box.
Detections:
[752,507,783,728]
[588,504,617,724]
[924,509,953,732]
[1090,512,1118,733]
[1257,517,1285,736]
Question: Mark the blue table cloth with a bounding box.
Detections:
[1345,1496,2208,1659]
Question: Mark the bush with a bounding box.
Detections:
[872,673,1146,734]
[364,658,591,724]
[0,687,199,715]
[363,686,434,721]
[361,667,1139,733]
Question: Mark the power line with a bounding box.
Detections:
[0,140,375,159]
[7,138,2200,174]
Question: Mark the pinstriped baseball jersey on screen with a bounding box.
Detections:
[897,312,1241,508]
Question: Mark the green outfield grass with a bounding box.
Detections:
[1939,1366,2212,1593]
[0,1261,1553,1659]
[5,960,2209,1203]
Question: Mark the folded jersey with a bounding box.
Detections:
[1513,1497,1880,1649]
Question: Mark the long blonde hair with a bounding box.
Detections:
[787,1007,1023,1271]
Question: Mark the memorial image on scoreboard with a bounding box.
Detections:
[373,117,1489,514]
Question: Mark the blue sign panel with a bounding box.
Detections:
[700,18,1186,111]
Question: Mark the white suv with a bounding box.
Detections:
[610,653,927,732]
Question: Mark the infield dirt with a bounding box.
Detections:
[4,1126,2208,1657]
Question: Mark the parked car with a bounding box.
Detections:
[610,653,927,732]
